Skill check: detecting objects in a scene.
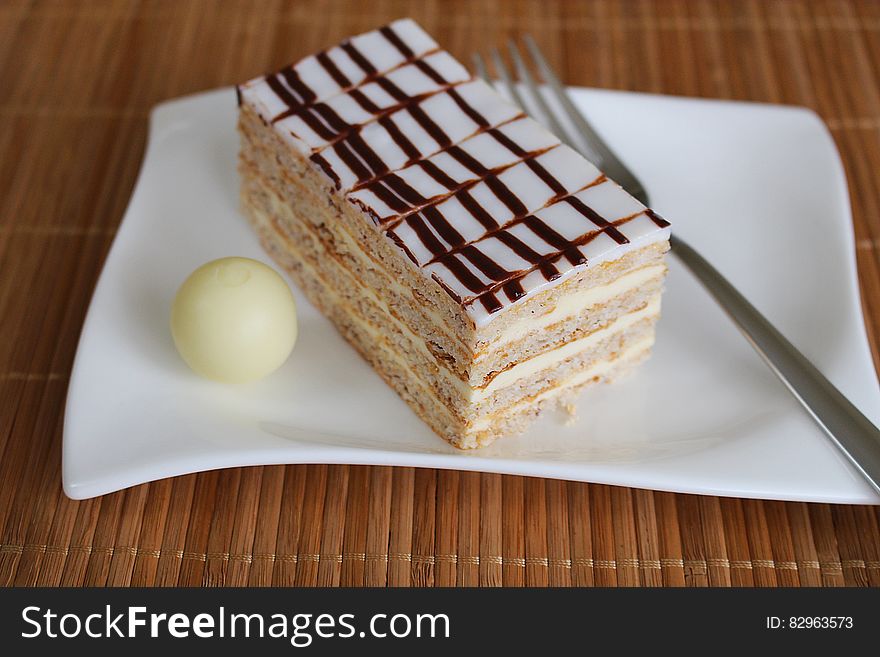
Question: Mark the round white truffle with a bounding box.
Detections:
[170,257,297,383]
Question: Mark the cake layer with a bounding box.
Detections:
[473,274,663,388]
[466,335,655,439]
[487,263,665,350]
[245,176,657,448]
[347,115,562,223]
[473,298,659,401]
[471,239,668,348]
[242,163,659,412]
[242,141,663,398]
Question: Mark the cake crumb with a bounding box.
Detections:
[562,403,578,426]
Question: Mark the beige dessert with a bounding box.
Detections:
[237,19,671,449]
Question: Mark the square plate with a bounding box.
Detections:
[63,87,880,503]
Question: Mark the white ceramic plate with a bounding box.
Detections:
[63,87,880,503]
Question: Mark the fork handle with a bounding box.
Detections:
[671,234,880,495]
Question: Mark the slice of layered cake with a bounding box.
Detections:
[237,18,671,449]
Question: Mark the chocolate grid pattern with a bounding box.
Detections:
[257,27,668,317]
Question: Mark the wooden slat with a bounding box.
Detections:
[479,474,503,586]
[246,465,285,586]
[456,472,481,586]
[0,0,878,588]
[363,466,393,587]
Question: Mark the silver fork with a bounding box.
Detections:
[475,38,880,496]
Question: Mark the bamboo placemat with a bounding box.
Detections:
[1,0,880,587]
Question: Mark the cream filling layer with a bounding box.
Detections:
[468,296,660,402]
[487,264,665,351]
[468,334,655,432]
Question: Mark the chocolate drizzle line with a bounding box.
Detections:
[380,25,415,58]
[297,103,344,141]
[378,172,429,208]
[406,103,451,147]
[406,213,451,257]
[341,41,377,75]
[523,215,587,266]
[405,165,650,313]
[421,206,465,247]
[378,115,420,161]
[645,208,671,228]
[448,87,490,128]
[316,51,352,88]
[366,179,411,214]
[265,67,317,124]
[375,76,410,103]
[311,152,341,187]
[461,244,512,281]
[415,59,448,85]
[348,88,382,114]
[463,211,659,312]
[446,144,490,176]
[563,196,629,245]
[330,140,371,182]
[417,159,459,189]
[281,67,317,105]
[265,74,303,115]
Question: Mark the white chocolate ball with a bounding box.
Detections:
[170,257,297,383]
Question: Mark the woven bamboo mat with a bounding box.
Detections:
[2,0,880,587]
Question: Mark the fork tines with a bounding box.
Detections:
[474,36,649,206]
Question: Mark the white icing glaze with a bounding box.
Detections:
[349,18,437,71]
[312,79,523,191]
[399,142,603,276]
[470,297,661,400]
[238,18,438,125]
[238,20,671,329]
[273,51,471,152]
[386,51,469,95]
[347,116,559,223]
